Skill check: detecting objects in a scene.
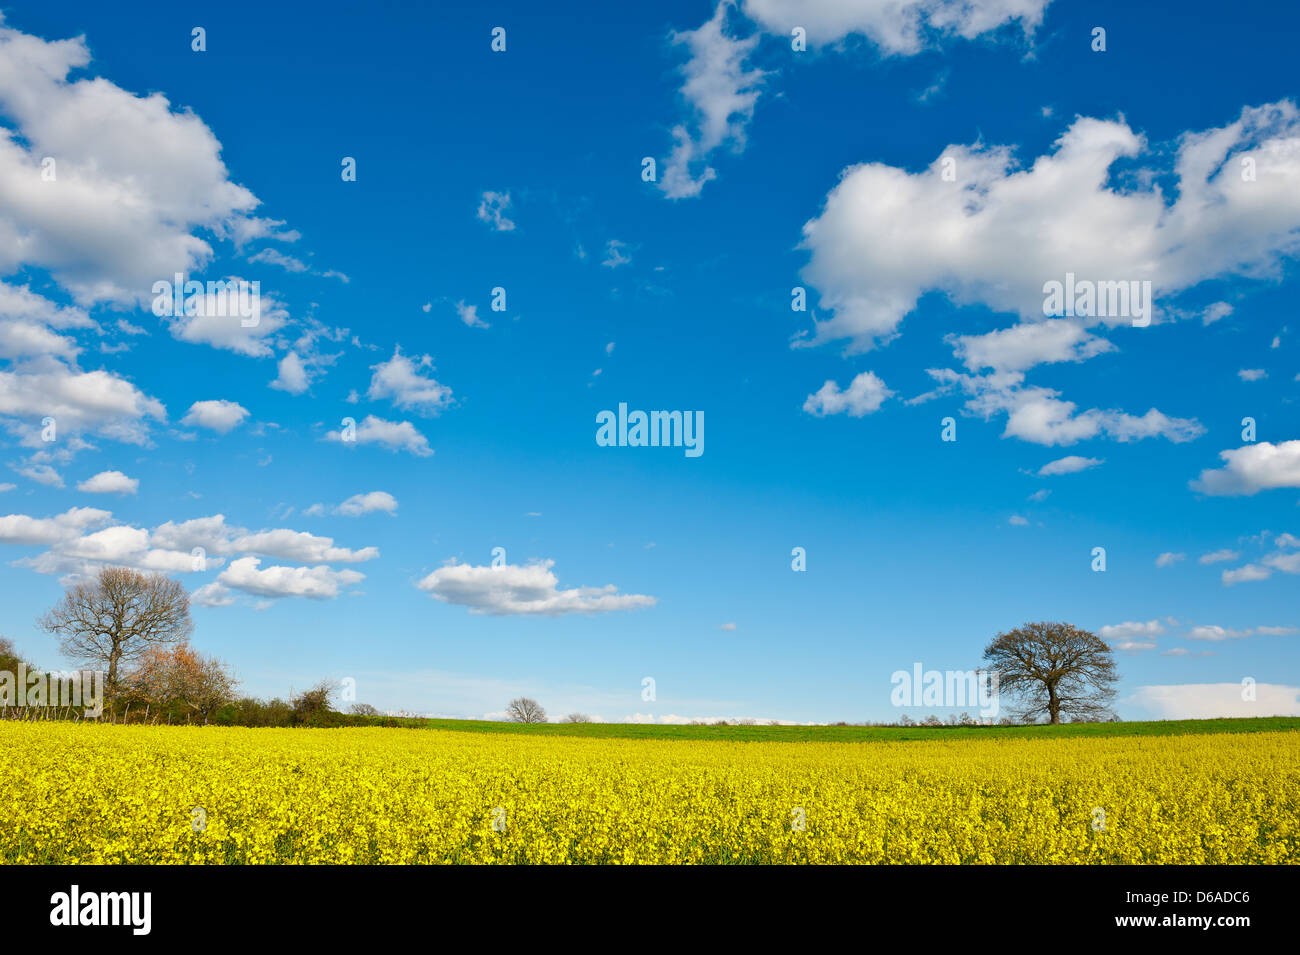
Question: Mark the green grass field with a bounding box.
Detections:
[354,714,1300,743]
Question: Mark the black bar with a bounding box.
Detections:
[6,864,1286,941]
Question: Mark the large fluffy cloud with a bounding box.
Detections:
[0,282,91,361]
[798,103,1300,352]
[417,559,656,616]
[1191,440,1300,496]
[0,506,202,577]
[0,17,268,306]
[164,282,288,357]
[788,103,1300,448]
[0,17,316,450]
[147,515,378,564]
[0,282,159,451]
[0,358,165,445]
[0,506,111,545]
[216,556,365,600]
[0,507,378,598]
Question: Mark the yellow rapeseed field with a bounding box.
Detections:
[1,723,1296,864]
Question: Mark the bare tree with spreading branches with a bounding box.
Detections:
[39,567,193,694]
[506,697,547,723]
[561,712,592,723]
[983,621,1118,724]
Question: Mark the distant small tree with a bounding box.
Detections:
[561,712,591,723]
[292,680,337,724]
[0,637,33,714]
[184,652,238,723]
[0,636,28,675]
[350,703,380,716]
[984,621,1118,724]
[506,697,546,723]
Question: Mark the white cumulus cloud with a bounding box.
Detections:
[803,371,893,417]
[416,559,656,616]
[336,491,398,516]
[180,399,249,434]
[324,415,433,457]
[1037,455,1103,476]
[367,348,453,416]
[796,103,1300,354]
[218,556,364,600]
[76,469,138,495]
[1191,440,1300,496]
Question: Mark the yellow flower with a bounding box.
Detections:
[0,723,1294,864]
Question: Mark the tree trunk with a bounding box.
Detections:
[107,645,121,697]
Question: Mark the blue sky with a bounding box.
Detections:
[0,0,1297,723]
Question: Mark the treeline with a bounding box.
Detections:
[207,685,417,729]
[2,566,419,728]
[0,636,408,728]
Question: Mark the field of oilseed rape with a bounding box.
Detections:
[1,723,1297,864]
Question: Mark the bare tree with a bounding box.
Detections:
[506,697,547,723]
[39,567,193,694]
[983,621,1118,724]
[184,650,239,723]
[350,703,380,716]
[561,712,592,723]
